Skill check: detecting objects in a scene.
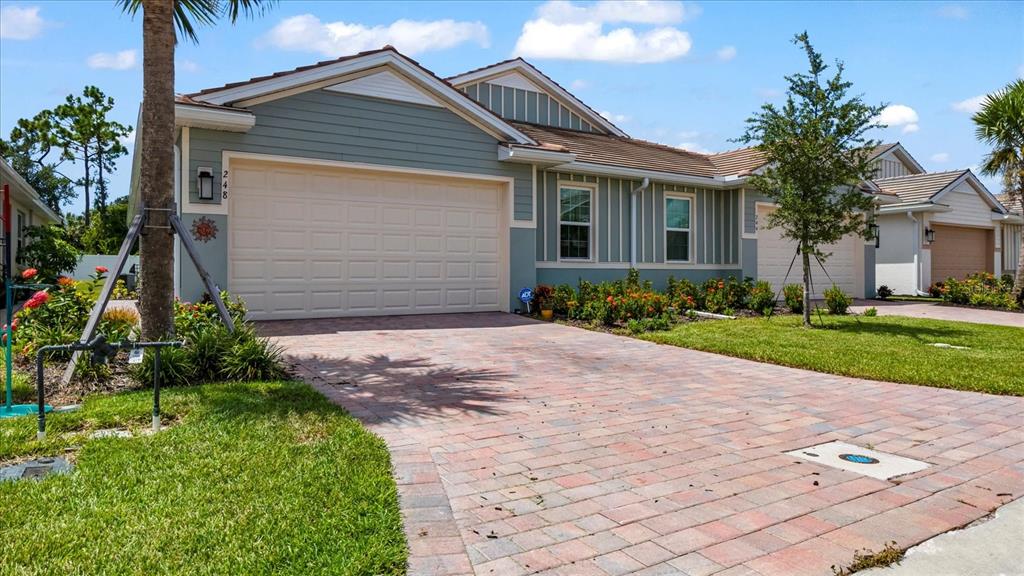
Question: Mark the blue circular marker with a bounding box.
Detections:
[519,287,534,304]
[839,453,879,465]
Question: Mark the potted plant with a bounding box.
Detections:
[534,284,555,319]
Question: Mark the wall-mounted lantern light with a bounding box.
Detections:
[924,227,936,244]
[869,223,880,248]
[197,167,214,201]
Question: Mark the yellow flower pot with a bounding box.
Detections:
[540,309,554,320]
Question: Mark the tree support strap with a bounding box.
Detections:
[61,204,234,385]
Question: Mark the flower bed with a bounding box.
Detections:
[5,267,284,404]
[931,273,1020,311]
[532,269,789,333]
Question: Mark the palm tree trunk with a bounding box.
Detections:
[801,245,811,327]
[138,0,175,339]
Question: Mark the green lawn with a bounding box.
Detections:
[0,380,406,575]
[639,315,1024,395]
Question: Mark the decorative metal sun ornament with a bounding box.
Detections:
[191,216,218,243]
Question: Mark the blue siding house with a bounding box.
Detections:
[130,47,878,319]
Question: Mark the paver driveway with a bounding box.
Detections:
[261,313,1024,576]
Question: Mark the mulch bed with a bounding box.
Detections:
[14,352,142,407]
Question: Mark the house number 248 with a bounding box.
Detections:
[222,170,229,199]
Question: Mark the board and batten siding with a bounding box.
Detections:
[186,89,533,221]
[461,82,599,133]
[872,158,914,179]
[1004,224,1022,272]
[536,170,741,266]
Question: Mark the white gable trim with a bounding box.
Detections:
[191,51,534,145]
[930,171,1006,212]
[486,71,544,92]
[449,60,629,138]
[324,69,442,108]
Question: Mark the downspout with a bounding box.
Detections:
[906,211,925,296]
[630,178,650,268]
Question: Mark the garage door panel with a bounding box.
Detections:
[756,205,859,299]
[931,225,991,281]
[230,160,503,319]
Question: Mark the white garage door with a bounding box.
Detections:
[756,205,863,299]
[229,160,505,320]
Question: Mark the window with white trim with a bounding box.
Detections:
[16,210,26,254]
[559,186,592,259]
[665,196,692,262]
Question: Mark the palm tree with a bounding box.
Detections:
[973,79,1024,299]
[117,0,273,338]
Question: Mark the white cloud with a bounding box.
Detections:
[930,152,950,163]
[757,87,782,99]
[677,142,710,154]
[119,130,135,147]
[874,104,919,134]
[87,49,137,70]
[937,4,969,19]
[599,110,630,124]
[535,0,699,24]
[0,5,47,40]
[952,94,986,114]
[513,1,694,63]
[178,59,201,73]
[264,14,489,56]
[716,45,737,61]
[570,79,590,90]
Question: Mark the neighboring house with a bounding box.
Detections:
[0,157,62,273]
[126,47,886,319]
[872,146,1022,294]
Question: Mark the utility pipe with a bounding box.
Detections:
[630,178,651,267]
[906,211,926,296]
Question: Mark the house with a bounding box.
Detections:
[996,194,1023,279]
[128,47,884,319]
[870,143,1022,294]
[0,157,62,273]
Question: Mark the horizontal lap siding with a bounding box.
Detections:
[538,171,741,266]
[188,90,532,220]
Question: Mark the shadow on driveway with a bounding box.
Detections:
[285,352,515,424]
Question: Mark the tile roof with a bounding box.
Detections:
[873,170,967,204]
[510,122,719,178]
[707,148,767,177]
[998,194,1022,215]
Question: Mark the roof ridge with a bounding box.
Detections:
[874,169,968,181]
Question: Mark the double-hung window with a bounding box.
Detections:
[559,186,592,259]
[665,196,692,262]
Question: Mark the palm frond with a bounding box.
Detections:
[117,0,276,43]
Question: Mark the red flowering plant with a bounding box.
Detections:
[20,268,39,281]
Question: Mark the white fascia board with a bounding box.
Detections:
[877,202,953,214]
[993,212,1024,224]
[499,145,575,165]
[175,104,255,132]
[0,158,61,223]
[555,161,736,189]
[191,51,534,145]
[449,60,628,138]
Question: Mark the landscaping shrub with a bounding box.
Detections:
[220,326,286,381]
[626,314,674,335]
[863,307,878,317]
[876,285,893,300]
[938,273,1018,310]
[188,324,232,382]
[928,282,945,298]
[666,276,699,310]
[783,283,804,314]
[131,345,198,388]
[824,285,852,315]
[748,280,775,316]
[551,284,576,316]
[99,308,139,342]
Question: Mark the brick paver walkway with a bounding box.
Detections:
[261,313,1024,576]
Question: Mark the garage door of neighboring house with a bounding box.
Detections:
[930,224,993,282]
[756,204,861,299]
[229,159,505,320]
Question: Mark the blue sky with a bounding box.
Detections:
[1,0,1021,215]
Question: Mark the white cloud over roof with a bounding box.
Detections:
[513,1,695,63]
[874,104,919,134]
[263,14,489,56]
